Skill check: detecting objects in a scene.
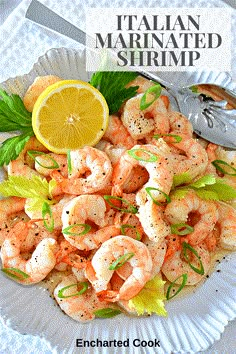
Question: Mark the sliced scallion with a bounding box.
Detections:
[58,282,88,298]
[171,223,194,236]
[212,159,236,176]
[62,223,91,236]
[42,202,54,232]
[166,273,188,300]
[103,195,138,214]
[145,187,171,205]
[27,150,59,169]
[94,308,122,318]
[67,149,72,175]
[1,267,29,281]
[182,242,204,275]
[121,224,141,241]
[140,83,162,110]
[127,148,158,162]
[109,252,134,270]
[153,133,182,143]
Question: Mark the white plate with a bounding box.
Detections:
[0,47,236,354]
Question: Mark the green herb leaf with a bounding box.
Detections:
[0,89,34,165]
[171,174,236,202]
[0,132,34,167]
[0,175,56,211]
[189,174,216,188]
[128,275,167,316]
[172,172,192,188]
[94,308,122,318]
[89,71,139,114]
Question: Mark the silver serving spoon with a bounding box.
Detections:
[25,0,236,148]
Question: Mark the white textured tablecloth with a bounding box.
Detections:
[0,0,235,353]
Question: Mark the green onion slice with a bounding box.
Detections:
[127,148,158,162]
[212,159,236,176]
[27,150,59,169]
[1,267,29,281]
[62,223,91,236]
[171,223,194,236]
[182,242,204,275]
[109,252,134,270]
[67,149,72,175]
[103,195,138,214]
[42,202,54,232]
[166,273,188,300]
[145,187,171,205]
[94,308,122,318]
[121,224,141,241]
[58,282,88,298]
[140,83,162,110]
[153,133,182,143]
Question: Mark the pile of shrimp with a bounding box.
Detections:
[0,75,236,322]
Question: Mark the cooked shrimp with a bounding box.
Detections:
[161,244,210,285]
[112,144,173,205]
[61,195,120,251]
[54,274,117,322]
[138,200,171,244]
[85,235,152,301]
[103,115,136,148]
[25,195,74,231]
[164,191,218,246]
[168,111,193,139]
[126,76,156,94]
[121,93,169,139]
[23,75,62,112]
[52,147,113,195]
[169,137,208,179]
[95,140,126,165]
[7,136,49,177]
[0,197,26,245]
[34,152,68,177]
[1,220,57,284]
[122,165,149,193]
[143,236,167,277]
[110,272,137,314]
[20,223,58,253]
[216,202,236,250]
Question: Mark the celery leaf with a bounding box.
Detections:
[128,275,167,316]
[0,175,56,211]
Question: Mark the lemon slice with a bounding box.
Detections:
[32,80,109,153]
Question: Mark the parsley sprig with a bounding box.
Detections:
[0,89,34,166]
[90,71,139,114]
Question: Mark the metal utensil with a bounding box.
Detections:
[25,0,236,148]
